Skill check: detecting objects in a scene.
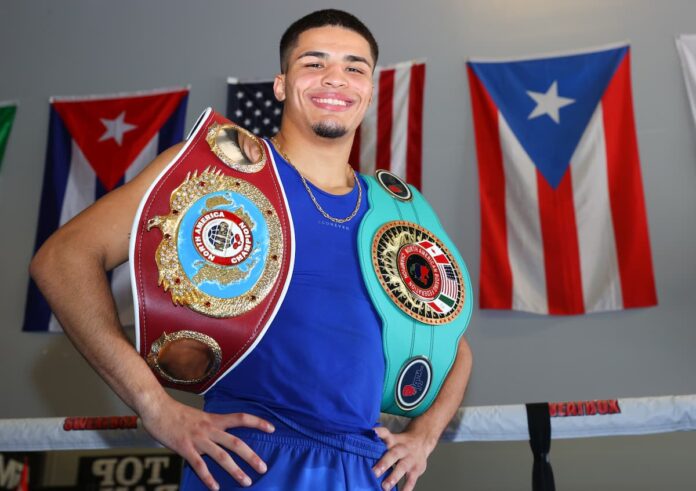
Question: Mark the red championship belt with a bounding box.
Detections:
[129,109,294,393]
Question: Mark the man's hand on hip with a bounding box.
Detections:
[373,426,434,491]
[140,395,275,490]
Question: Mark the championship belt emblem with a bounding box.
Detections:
[357,175,473,416]
[372,221,465,324]
[375,169,412,201]
[130,109,293,393]
[147,169,282,318]
[394,357,432,411]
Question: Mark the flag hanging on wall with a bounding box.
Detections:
[227,78,282,138]
[676,34,696,132]
[467,44,657,315]
[23,87,189,332]
[227,59,426,188]
[0,101,18,173]
[352,60,425,189]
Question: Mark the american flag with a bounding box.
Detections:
[226,78,281,138]
[227,60,425,188]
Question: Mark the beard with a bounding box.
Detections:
[312,121,348,139]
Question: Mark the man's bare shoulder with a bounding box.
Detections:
[127,142,185,191]
[36,143,186,270]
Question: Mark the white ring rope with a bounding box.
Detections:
[383,394,696,441]
[0,416,161,452]
[1,395,695,451]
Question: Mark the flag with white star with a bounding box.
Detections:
[468,44,656,315]
[227,60,426,189]
[23,87,189,332]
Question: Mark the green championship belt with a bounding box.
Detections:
[358,170,473,417]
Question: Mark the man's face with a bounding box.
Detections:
[274,26,374,139]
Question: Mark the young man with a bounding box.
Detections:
[31,9,472,491]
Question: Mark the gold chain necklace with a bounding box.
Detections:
[271,136,362,224]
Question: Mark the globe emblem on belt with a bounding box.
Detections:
[193,209,253,266]
[397,243,441,301]
[372,221,465,324]
[177,188,270,303]
[146,169,284,318]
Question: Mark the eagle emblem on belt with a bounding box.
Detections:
[146,168,283,318]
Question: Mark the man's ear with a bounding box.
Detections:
[273,74,286,102]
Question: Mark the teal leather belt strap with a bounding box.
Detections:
[357,173,473,417]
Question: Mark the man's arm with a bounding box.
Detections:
[373,336,473,491]
[30,144,272,491]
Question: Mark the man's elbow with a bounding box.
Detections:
[29,230,88,289]
[29,235,63,288]
[458,337,473,371]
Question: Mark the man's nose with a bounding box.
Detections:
[321,65,348,88]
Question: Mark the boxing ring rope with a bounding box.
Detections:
[1,394,695,452]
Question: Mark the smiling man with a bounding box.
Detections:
[30,9,472,491]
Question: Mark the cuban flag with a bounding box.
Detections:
[23,87,188,332]
[467,44,657,315]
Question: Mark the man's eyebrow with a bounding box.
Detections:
[296,51,373,68]
[344,54,372,68]
[296,51,329,61]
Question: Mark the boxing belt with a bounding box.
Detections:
[358,170,473,417]
[129,109,294,394]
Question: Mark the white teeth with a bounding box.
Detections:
[315,98,347,106]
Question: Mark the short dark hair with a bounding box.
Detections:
[279,9,379,73]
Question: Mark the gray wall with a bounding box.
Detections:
[1,0,695,489]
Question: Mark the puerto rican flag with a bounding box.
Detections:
[468,44,657,315]
[23,87,188,332]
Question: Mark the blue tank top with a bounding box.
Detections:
[206,144,385,434]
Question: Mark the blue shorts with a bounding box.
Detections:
[179,406,395,490]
